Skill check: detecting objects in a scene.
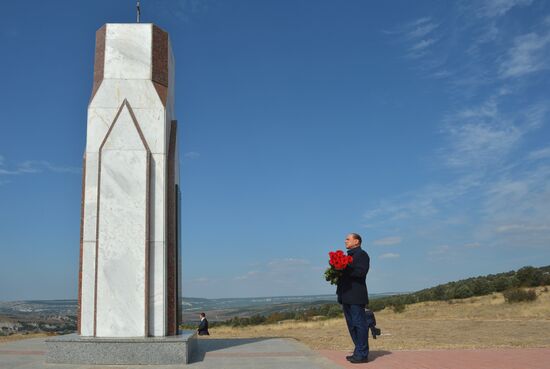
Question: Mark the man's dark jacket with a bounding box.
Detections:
[336,246,370,305]
[198,318,209,335]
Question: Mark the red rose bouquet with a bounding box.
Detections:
[324,250,353,285]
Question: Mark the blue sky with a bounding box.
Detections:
[1,0,549,300]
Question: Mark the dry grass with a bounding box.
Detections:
[0,333,50,343]
[209,287,550,350]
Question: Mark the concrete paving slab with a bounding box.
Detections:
[0,336,339,369]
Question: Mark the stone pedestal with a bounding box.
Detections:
[45,331,197,365]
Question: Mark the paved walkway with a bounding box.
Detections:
[1,337,549,369]
[0,337,335,369]
[318,348,550,369]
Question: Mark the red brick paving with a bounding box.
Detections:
[317,348,550,369]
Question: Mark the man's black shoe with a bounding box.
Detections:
[349,356,369,364]
[346,355,354,361]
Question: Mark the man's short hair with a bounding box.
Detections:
[350,233,362,245]
[200,312,206,317]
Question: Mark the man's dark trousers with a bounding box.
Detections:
[342,303,369,359]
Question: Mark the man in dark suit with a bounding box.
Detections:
[337,233,370,364]
[197,312,209,336]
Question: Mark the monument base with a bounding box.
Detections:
[45,331,197,365]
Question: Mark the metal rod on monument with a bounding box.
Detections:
[137,1,141,23]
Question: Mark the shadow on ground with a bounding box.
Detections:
[369,350,392,362]
[191,337,275,363]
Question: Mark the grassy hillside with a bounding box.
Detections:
[368,265,550,312]
[209,286,550,350]
[199,265,550,328]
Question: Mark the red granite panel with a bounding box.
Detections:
[77,154,86,335]
[152,25,169,87]
[153,81,168,106]
[90,25,106,102]
[166,120,178,335]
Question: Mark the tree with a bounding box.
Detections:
[432,285,446,300]
[454,284,474,299]
[471,279,494,295]
[493,276,512,292]
[516,266,543,287]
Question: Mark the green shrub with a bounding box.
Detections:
[493,276,513,292]
[503,288,537,303]
[516,267,544,287]
[326,304,343,318]
[368,299,386,312]
[390,302,406,313]
[454,284,474,299]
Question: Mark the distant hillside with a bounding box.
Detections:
[2,265,547,327]
[210,286,550,351]
[207,265,550,327]
[0,300,76,317]
[0,293,395,324]
[370,265,550,311]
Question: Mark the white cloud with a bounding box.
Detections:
[496,224,550,233]
[234,270,259,281]
[409,17,432,27]
[18,161,80,174]
[410,38,436,52]
[500,31,550,78]
[441,96,547,169]
[379,253,400,259]
[406,19,439,39]
[479,0,533,18]
[389,17,440,60]
[528,147,550,160]
[0,157,80,176]
[364,174,481,224]
[0,168,18,175]
[430,69,453,79]
[407,38,438,58]
[184,151,200,159]
[170,0,211,23]
[444,119,520,168]
[428,245,451,256]
[373,7,550,262]
[373,236,402,246]
[479,164,550,248]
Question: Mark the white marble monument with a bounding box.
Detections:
[46,23,195,365]
[79,23,181,338]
